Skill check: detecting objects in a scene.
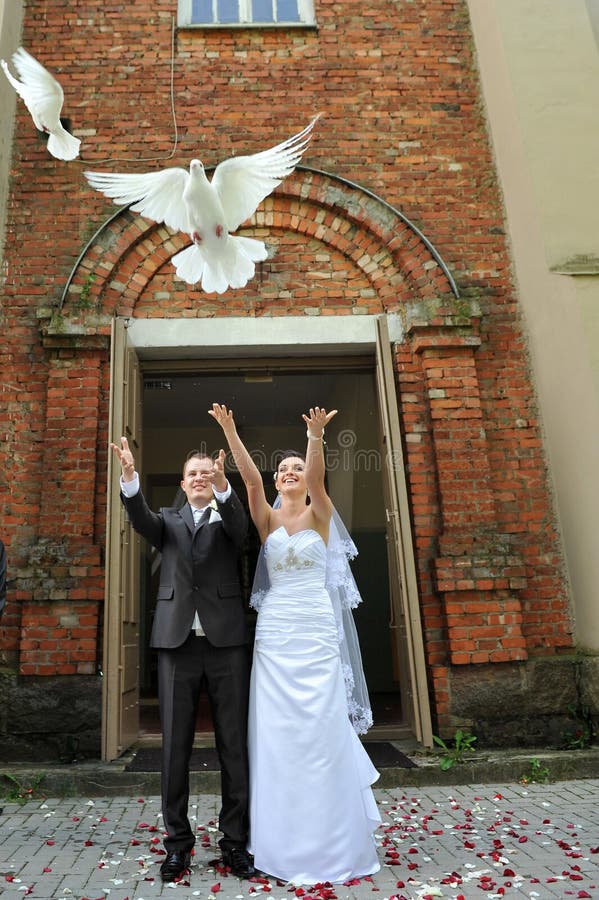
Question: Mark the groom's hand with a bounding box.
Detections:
[208,448,228,493]
[110,436,136,482]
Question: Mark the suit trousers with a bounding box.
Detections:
[158,633,250,853]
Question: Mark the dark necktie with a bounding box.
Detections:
[193,507,210,528]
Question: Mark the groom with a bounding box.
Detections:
[111,437,254,882]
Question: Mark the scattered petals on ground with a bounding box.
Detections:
[0,782,597,898]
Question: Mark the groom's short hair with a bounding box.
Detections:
[182,450,213,477]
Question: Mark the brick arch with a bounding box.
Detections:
[60,169,458,320]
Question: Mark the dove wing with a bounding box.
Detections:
[211,115,320,232]
[1,47,64,128]
[84,168,191,233]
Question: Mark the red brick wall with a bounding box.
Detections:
[0,0,573,741]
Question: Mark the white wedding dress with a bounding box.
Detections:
[247,527,381,885]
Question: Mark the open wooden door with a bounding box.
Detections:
[102,318,143,760]
[375,315,433,747]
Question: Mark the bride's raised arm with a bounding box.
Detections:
[209,403,271,540]
[302,406,337,527]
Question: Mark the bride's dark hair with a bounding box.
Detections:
[275,450,306,470]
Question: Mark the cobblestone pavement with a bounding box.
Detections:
[0,780,598,899]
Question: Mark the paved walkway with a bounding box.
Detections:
[0,780,598,899]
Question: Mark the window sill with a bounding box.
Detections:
[178,21,318,30]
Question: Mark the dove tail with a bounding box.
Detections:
[172,244,230,294]
[172,245,208,288]
[234,235,269,264]
[172,236,268,294]
[47,127,81,161]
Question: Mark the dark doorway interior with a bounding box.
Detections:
[138,366,403,735]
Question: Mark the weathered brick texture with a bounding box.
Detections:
[0,0,575,746]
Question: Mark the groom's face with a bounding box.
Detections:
[181,455,215,507]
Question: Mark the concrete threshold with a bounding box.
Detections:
[1,746,598,798]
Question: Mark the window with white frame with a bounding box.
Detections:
[178,0,315,26]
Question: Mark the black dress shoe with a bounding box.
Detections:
[221,846,256,879]
[160,849,191,881]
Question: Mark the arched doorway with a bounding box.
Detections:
[58,169,461,759]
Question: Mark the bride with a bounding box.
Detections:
[209,403,381,885]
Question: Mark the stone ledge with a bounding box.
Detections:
[1,747,598,797]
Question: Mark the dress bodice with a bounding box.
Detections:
[264,527,327,591]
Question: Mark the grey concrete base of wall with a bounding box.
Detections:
[448,654,599,747]
[0,672,101,762]
[0,655,597,764]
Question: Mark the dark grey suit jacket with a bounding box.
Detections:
[121,487,249,649]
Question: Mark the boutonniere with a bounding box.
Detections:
[209,499,218,510]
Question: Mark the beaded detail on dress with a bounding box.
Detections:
[272,545,315,573]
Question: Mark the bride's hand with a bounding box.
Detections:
[208,403,236,434]
[302,406,338,438]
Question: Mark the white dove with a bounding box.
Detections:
[84,116,320,295]
[1,46,81,161]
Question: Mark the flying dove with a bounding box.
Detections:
[1,46,81,161]
[84,116,320,295]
